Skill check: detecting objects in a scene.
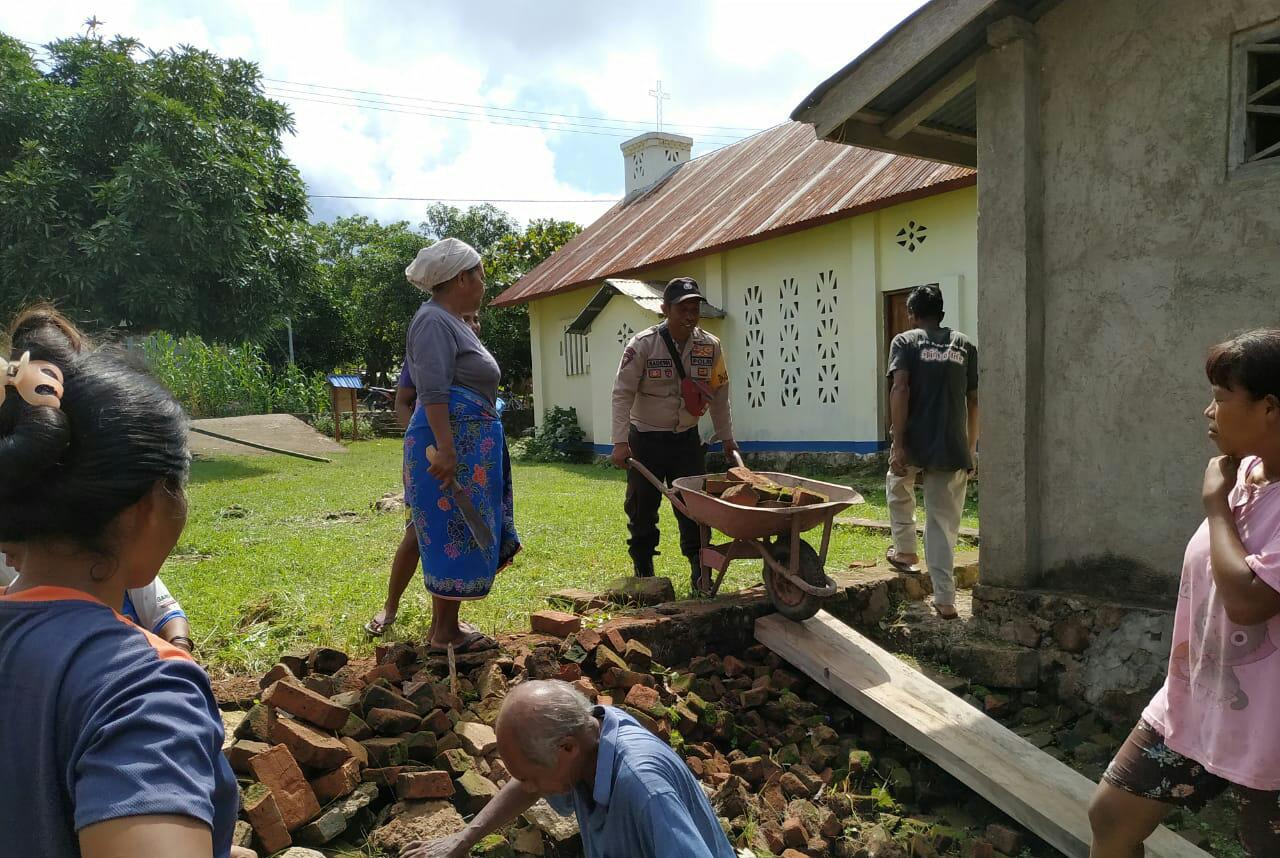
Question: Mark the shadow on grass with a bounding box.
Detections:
[190,458,272,484]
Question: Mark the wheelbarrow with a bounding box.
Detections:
[627,452,863,621]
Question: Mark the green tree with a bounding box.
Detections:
[304,216,429,383]
[0,34,314,341]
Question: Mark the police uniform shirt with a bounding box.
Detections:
[611,324,733,444]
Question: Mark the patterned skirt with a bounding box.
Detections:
[403,386,520,600]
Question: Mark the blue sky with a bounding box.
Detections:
[3,1,928,229]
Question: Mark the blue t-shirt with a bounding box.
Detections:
[0,586,237,857]
[547,706,735,858]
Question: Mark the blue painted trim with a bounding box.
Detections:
[736,440,888,454]
[589,440,886,455]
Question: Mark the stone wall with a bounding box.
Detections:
[970,585,1174,722]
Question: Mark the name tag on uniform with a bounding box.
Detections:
[691,344,714,358]
[646,358,672,379]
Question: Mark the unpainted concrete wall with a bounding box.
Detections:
[983,0,1280,598]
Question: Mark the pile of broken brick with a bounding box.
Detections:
[223,607,1032,858]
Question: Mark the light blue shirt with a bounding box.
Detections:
[546,706,735,858]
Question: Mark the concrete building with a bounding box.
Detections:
[493,122,976,457]
[793,0,1280,600]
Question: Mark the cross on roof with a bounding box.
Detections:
[84,16,104,36]
[648,80,670,132]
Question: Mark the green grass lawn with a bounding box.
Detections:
[167,440,978,675]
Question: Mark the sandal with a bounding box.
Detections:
[885,548,921,574]
[934,603,960,621]
[429,629,498,655]
[364,608,397,636]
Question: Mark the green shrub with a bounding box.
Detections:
[141,332,328,419]
[516,406,591,463]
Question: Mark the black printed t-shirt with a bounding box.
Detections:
[887,327,978,471]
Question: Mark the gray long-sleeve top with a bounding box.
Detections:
[405,300,501,406]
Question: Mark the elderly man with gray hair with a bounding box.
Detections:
[403,680,734,858]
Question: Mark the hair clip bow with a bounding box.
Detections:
[1,351,65,409]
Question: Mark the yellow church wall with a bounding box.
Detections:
[523,184,977,455]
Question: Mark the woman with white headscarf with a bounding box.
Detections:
[400,238,520,654]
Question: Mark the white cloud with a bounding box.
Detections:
[2,0,927,229]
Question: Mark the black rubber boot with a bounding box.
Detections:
[632,555,655,578]
[689,556,706,596]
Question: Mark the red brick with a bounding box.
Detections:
[622,640,652,671]
[396,770,456,800]
[362,684,417,715]
[970,842,995,858]
[361,737,409,767]
[421,708,454,736]
[263,679,350,731]
[362,765,418,788]
[603,668,654,690]
[258,662,297,690]
[225,739,270,775]
[575,627,603,653]
[604,627,628,653]
[781,850,808,858]
[269,717,353,770]
[248,744,321,831]
[366,707,423,736]
[308,756,362,804]
[340,736,368,767]
[556,662,583,682]
[361,662,401,684]
[530,610,582,637]
[985,824,1023,855]
[623,684,662,714]
[241,784,291,853]
[306,646,349,675]
[781,816,807,849]
[723,655,747,677]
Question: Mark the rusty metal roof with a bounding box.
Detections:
[493,122,975,307]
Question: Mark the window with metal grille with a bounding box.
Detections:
[561,330,589,376]
[1231,22,1280,173]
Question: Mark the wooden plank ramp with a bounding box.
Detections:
[755,612,1209,858]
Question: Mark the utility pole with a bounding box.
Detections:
[648,80,670,132]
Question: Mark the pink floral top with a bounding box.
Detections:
[1143,457,1280,790]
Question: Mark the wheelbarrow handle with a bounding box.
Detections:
[625,457,692,516]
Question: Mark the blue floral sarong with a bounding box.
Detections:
[403,386,520,600]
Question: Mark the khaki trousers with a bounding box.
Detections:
[886,466,968,607]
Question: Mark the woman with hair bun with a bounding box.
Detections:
[0,307,250,857]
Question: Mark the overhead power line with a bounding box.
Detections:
[263,77,764,134]
[263,86,749,143]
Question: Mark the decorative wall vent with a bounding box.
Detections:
[562,330,589,377]
[744,284,765,408]
[631,152,645,181]
[779,277,801,407]
[616,322,635,345]
[896,220,928,252]
[664,148,681,163]
[815,270,840,405]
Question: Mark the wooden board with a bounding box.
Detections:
[755,612,1210,858]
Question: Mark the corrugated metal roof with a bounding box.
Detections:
[493,122,975,307]
[327,374,363,389]
[566,279,725,334]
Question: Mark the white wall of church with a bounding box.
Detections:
[524,185,977,454]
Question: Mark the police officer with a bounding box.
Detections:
[611,277,737,593]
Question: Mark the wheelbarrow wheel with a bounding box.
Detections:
[763,538,825,622]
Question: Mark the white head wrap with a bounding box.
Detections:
[405,238,482,292]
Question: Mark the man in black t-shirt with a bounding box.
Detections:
[884,284,979,619]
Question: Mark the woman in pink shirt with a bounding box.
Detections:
[1089,330,1280,857]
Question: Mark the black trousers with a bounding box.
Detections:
[625,426,706,563]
